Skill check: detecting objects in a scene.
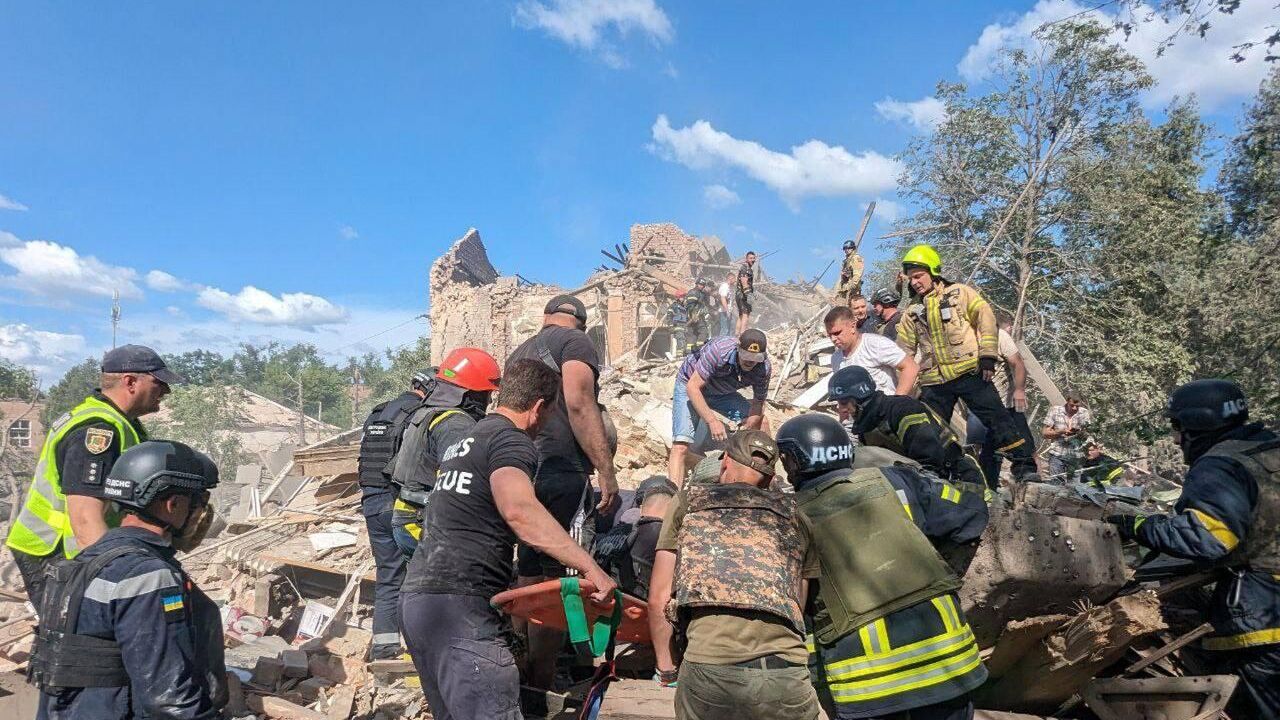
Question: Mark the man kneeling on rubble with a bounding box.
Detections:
[830,364,989,492]
[1107,380,1280,719]
[777,413,986,720]
[32,440,225,720]
[399,359,616,720]
[667,329,772,484]
[591,475,678,599]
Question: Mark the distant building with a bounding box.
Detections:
[1,399,45,454]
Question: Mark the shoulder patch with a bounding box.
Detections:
[85,427,114,454]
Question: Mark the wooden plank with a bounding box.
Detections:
[259,555,377,583]
[851,201,876,252]
[606,295,626,364]
[246,694,327,720]
[1124,623,1213,676]
[1014,339,1065,407]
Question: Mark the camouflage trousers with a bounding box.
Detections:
[675,661,819,720]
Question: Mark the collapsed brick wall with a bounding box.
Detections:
[429,229,501,363]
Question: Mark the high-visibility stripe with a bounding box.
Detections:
[829,643,982,702]
[1189,509,1240,552]
[938,484,962,504]
[372,632,402,645]
[895,413,931,445]
[1202,627,1280,650]
[83,569,183,603]
[825,625,976,679]
[1102,467,1123,486]
[896,489,914,522]
[428,408,463,431]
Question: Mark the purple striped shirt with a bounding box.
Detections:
[677,336,772,399]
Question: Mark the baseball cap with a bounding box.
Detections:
[544,294,588,325]
[101,344,188,386]
[737,329,768,363]
[724,429,780,477]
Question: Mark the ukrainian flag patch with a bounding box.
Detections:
[163,594,185,622]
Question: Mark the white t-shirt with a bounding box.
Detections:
[830,333,906,394]
[718,283,731,310]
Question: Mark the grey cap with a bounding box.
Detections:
[101,344,187,386]
[544,294,588,324]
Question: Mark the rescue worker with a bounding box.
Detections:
[648,430,823,719]
[32,440,224,720]
[870,288,903,341]
[684,279,714,354]
[735,251,757,335]
[399,359,616,720]
[829,364,987,491]
[6,344,185,605]
[591,475,678,599]
[896,244,1039,482]
[835,240,864,302]
[1106,380,1279,719]
[386,349,501,560]
[1076,438,1125,490]
[665,290,691,357]
[357,375,428,659]
[776,413,987,720]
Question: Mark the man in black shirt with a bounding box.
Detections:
[735,251,756,335]
[401,359,616,720]
[505,294,618,689]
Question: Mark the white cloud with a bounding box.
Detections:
[0,193,28,211]
[0,234,143,299]
[959,0,1274,110]
[515,0,673,67]
[0,323,87,383]
[702,184,741,209]
[338,225,359,240]
[145,270,190,293]
[651,115,900,207]
[873,198,903,223]
[196,285,350,329]
[875,96,947,132]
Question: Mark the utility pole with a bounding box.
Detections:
[350,363,362,427]
[110,290,121,349]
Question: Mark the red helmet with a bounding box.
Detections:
[436,348,501,392]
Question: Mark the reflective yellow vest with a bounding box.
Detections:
[5,396,144,559]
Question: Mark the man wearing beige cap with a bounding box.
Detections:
[647,430,821,718]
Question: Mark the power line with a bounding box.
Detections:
[325,313,428,355]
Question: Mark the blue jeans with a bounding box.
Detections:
[672,380,752,444]
[718,312,732,337]
[361,492,406,651]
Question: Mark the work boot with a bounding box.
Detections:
[371,643,403,660]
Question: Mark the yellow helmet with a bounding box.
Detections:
[902,244,942,276]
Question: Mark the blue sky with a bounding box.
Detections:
[1,1,1273,382]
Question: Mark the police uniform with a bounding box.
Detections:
[1128,422,1280,718]
[836,252,865,301]
[851,392,988,491]
[7,393,147,603]
[357,390,424,655]
[35,526,225,720]
[896,280,1038,480]
[797,467,986,719]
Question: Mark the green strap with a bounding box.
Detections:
[560,577,623,658]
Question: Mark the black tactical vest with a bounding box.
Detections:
[358,392,422,491]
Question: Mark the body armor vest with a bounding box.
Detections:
[32,545,162,689]
[797,468,960,645]
[1202,437,1280,574]
[674,483,805,631]
[390,406,469,504]
[358,393,421,490]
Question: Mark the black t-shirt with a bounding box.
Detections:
[506,325,600,473]
[56,394,146,500]
[403,414,540,598]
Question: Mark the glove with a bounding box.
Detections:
[1106,514,1145,542]
[978,357,997,375]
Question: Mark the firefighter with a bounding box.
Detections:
[386,348,501,559]
[896,245,1039,482]
[1107,380,1279,718]
[684,278,714,354]
[828,364,988,492]
[32,440,224,720]
[777,413,987,720]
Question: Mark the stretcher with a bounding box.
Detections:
[491,578,651,645]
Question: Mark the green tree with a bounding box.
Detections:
[149,385,248,482]
[0,359,38,401]
[42,359,100,426]
[360,336,432,408]
[163,350,234,387]
[1219,67,1280,239]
